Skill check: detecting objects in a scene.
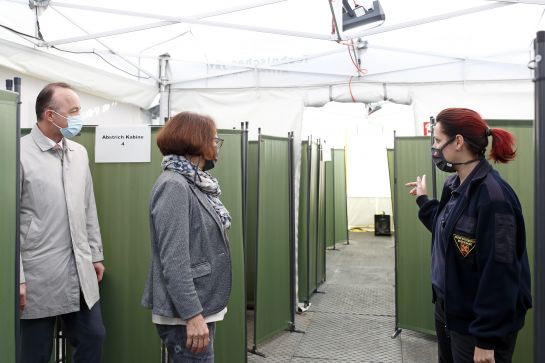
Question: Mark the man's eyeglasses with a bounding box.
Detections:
[214,137,224,149]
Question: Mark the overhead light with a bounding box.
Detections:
[342,0,386,32]
[28,0,50,15]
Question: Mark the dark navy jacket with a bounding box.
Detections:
[416,160,532,349]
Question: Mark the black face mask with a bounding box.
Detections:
[432,137,480,173]
[203,159,215,171]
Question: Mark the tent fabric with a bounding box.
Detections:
[0,38,156,108]
[0,0,542,92]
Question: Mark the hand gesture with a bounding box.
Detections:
[186,314,209,354]
[405,175,428,197]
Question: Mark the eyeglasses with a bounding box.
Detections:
[214,137,224,149]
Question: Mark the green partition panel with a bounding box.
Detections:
[332,149,348,243]
[394,137,435,334]
[324,161,335,248]
[308,143,319,293]
[486,120,534,363]
[255,136,291,344]
[246,141,259,306]
[209,130,247,363]
[297,141,310,302]
[317,157,326,285]
[387,148,394,216]
[0,90,18,363]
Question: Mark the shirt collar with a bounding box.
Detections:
[31,123,72,152]
[447,158,489,195]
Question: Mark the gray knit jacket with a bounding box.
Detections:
[141,170,232,320]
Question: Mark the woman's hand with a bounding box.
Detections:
[186,314,209,354]
[474,346,495,363]
[405,174,428,197]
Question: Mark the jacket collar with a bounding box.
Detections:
[31,123,74,152]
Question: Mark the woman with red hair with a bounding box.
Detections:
[406,108,532,363]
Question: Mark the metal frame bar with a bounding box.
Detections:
[49,6,160,82]
[347,2,513,39]
[305,138,312,304]
[314,140,321,290]
[249,129,265,358]
[14,76,21,363]
[391,131,402,339]
[534,29,545,363]
[43,0,328,46]
[240,122,249,363]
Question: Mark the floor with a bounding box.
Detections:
[246,232,438,363]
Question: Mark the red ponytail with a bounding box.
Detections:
[489,128,516,163]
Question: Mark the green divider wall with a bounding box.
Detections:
[332,149,348,243]
[486,120,534,363]
[325,161,335,248]
[317,157,326,285]
[208,130,247,363]
[308,144,319,294]
[394,137,435,334]
[387,148,394,221]
[0,90,18,363]
[395,121,535,362]
[255,136,291,344]
[297,142,310,302]
[22,126,246,363]
[246,142,259,306]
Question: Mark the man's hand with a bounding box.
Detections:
[186,314,209,354]
[19,283,26,312]
[405,174,428,197]
[93,262,105,282]
[474,346,495,363]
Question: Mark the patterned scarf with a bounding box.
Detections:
[162,155,231,230]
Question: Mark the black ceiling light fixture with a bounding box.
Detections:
[342,0,386,32]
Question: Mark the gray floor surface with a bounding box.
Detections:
[246,231,438,363]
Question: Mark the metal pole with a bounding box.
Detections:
[241,122,249,363]
[14,76,21,363]
[286,132,305,334]
[305,137,312,305]
[250,129,265,357]
[430,116,437,200]
[534,30,545,363]
[332,148,337,251]
[391,131,402,339]
[158,54,170,124]
[343,147,349,245]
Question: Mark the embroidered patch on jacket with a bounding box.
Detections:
[453,234,477,257]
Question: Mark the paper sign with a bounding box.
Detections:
[423,121,431,136]
[95,125,151,163]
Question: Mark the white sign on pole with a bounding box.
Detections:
[95,125,151,163]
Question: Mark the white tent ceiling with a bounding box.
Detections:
[0,0,543,107]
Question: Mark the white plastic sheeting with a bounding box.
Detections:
[0,38,156,108]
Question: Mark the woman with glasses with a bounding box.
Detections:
[406,108,532,363]
[142,111,231,363]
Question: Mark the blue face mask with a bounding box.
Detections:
[50,110,84,138]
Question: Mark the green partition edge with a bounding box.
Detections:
[325,161,335,248]
[317,157,326,285]
[0,91,18,363]
[332,149,348,243]
[308,143,319,294]
[246,141,259,307]
[297,142,309,302]
[255,137,291,344]
[210,131,247,363]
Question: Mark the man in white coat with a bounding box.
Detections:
[19,82,106,363]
